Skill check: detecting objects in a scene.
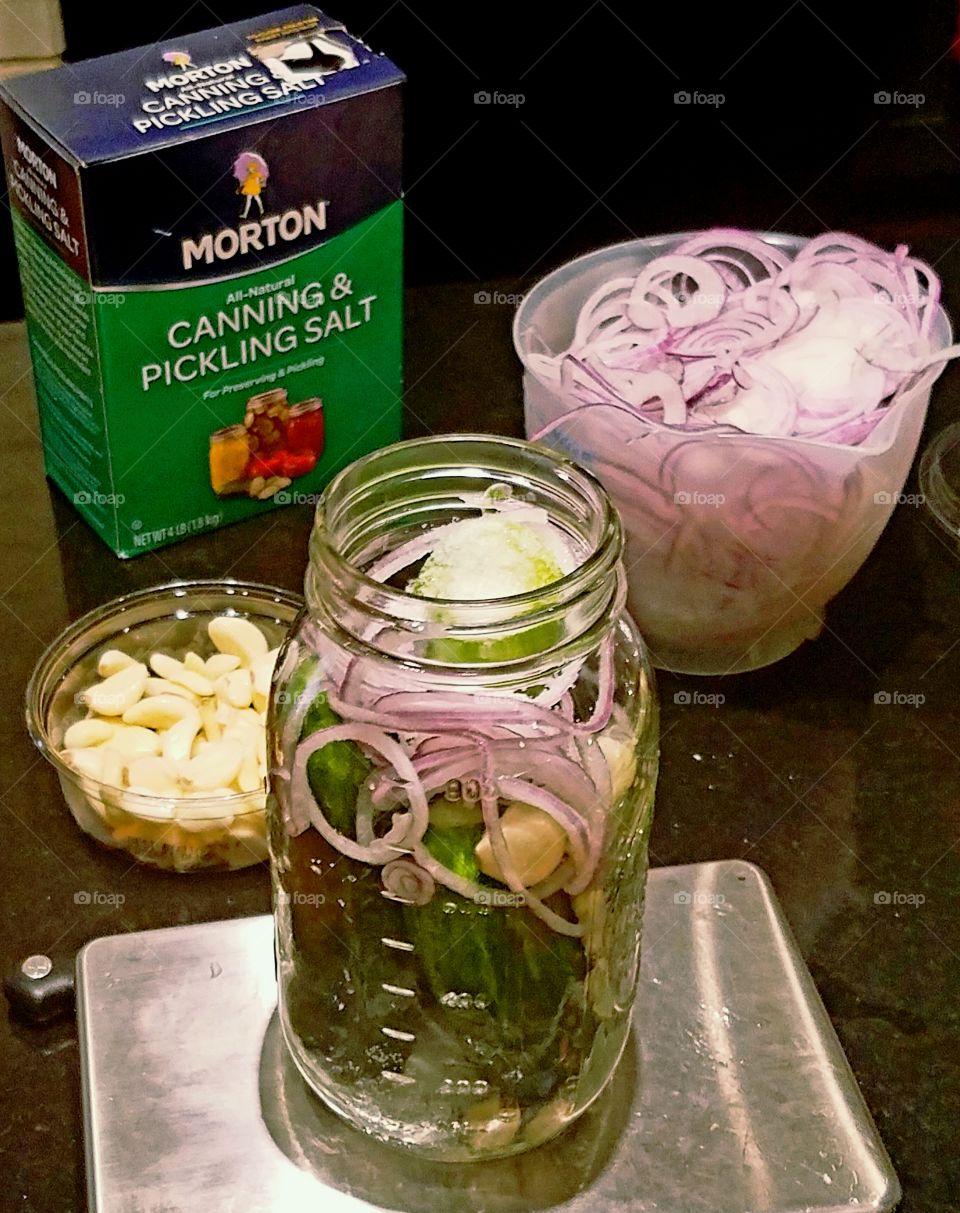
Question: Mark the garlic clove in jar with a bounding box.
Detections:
[475,801,567,888]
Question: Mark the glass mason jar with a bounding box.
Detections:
[268,435,659,1161]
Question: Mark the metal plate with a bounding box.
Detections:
[77,861,900,1213]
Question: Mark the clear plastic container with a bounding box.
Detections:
[26,580,303,873]
[269,435,659,1160]
[514,233,954,674]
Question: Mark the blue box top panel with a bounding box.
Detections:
[0,6,403,164]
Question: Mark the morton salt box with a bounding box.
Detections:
[0,7,403,556]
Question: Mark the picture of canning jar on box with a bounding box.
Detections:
[208,390,325,500]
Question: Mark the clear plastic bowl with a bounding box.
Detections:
[514,232,954,674]
[25,580,303,873]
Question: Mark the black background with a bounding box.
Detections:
[1,0,959,312]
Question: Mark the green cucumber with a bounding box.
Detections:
[299,688,372,835]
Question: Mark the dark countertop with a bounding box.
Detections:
[2,262,960,1211]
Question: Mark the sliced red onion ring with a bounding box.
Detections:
[381,858,436,906]
[292,723,429,864]
[478,761,584,938]
[531,228,950,448]
[496,777,594,894]
[627,255,726,330]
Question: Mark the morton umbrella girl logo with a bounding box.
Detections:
[234,151,269,217]
[161,49,192,68]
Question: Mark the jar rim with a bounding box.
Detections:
[308,433,625,661]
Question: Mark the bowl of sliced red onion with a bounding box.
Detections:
[515,229,957,674]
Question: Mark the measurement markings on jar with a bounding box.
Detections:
[381,982,416,997]
[381,1026,416,1042]
[382,937,415,952]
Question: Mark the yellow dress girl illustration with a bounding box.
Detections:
[234,152,269,217]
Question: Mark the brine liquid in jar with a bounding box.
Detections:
[269,435,658,1160]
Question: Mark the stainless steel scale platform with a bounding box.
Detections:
[77,860,900,1212]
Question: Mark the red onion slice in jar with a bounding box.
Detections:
[292,723,430,863]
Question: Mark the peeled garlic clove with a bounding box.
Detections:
[63,719,114,749]
[174,795,234,832]
[182,651,206,675]
[123,694,198,730]
[218,668,253,710]
[143,678,197,702]
[250,648,280,712]
[466,1096,521,1152]
[161,712,202,765]
[597,734,637,802]
[81,662,148,716]
[199,700,221,744]
[105,723,163,758]
[127,755,179,794]
[523,1098,575,1147]
[475,801,567,887]
[99,747,125,789]
[64,747,105,781]
[97,649,137,678]
[236,745,262,793]
[232,790,267,816]
[208,616,268,666]
[204,653,241,679]
[180,739,244,791]
[149,653,214,697]
[231,707,262,731]
[256,728,267,778]
[122,790,176,820]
